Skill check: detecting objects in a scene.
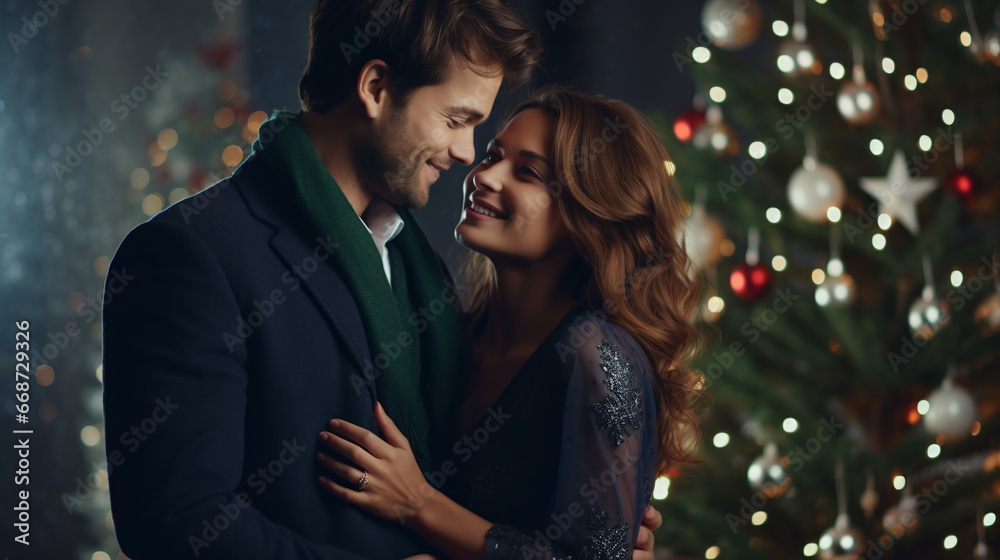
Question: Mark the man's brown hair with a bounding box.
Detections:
[298,0,542,112]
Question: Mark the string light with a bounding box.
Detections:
[804,543,819,556]
[927,443,941,458]
[893,475,906,490]
[749,141,767,159]
[882,57,895,73]
[827,207,841,222]
[878,214,892,230]
[81,426,101,446]
[829,62,845,79]
[773,20,789,37]
[904,75,917,90]
[713,432,731,447]
[653,476,671,499]
[772,255,787,272]
[766,207,782,223]
[782,418,799,432]
[707,296,725,314]
[950,270,963,287]
[942,109,955,125]
[960,32,972,47]
[918,135,932,151]
[751,511,768,525]
[778,88,794,104]
[943,535,958,549]
[705,546,721,559]
[870,139,884,155]
[872,233,887,250]
[709,86,727,102]
[917,399,930,414]
[693,46,711,63]
[812,269,826,284]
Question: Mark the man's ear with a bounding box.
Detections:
[356,59,392,120]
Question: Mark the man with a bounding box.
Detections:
[102,1,660,559]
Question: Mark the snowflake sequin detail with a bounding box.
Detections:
[485,524,573,559]
[582,508,631,560]
[589,338,642,447]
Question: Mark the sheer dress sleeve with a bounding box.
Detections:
[484,316,659,560]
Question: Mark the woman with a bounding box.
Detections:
[314,86,703,558]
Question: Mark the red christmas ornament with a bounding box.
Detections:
[730,261,772,301]
[156,166,171,184]
[188,168,207,192]
[198,41,240,71]
[673,107,706,142]
[944,168,980,202]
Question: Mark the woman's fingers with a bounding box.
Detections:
[318,474,369,506]
[315,452,366,488]
[324,418,394,459]
[374,401,411,451]
[316,429,378,472]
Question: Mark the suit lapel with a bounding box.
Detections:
[233,154,373,377]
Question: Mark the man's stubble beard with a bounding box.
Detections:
[356,105,428,210]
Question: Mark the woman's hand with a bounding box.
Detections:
[316,402,438,524]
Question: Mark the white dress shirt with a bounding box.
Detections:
[357,197,405,287]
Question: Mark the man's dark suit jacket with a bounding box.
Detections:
[102,149,449,559]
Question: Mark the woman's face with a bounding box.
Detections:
[454,108,571,263]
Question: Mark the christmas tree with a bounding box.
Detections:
[652,0,1000,558]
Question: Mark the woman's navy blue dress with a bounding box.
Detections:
[440,305,660,560]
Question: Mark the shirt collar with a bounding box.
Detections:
[359,196,405,245]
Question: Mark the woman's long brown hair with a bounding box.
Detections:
[457,85,705,475]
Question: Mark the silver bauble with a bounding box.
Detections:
[837,79,881,125]
[819,514,866,560]
[701,0,762,50]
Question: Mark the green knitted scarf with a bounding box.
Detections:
[251,110,464,469]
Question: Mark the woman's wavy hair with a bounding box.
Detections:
[457,85,705,475]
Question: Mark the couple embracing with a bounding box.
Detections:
[102,1,703,558]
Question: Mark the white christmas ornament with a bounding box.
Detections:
[924,377,976,440]
[788,155,846,222]
[859,150,937,235]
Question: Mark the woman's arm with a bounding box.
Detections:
[478,319,659,560]
[316,320,658,560]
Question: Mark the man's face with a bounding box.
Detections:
[360,59,503,210]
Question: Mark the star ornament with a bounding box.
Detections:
[859,150,938,235]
